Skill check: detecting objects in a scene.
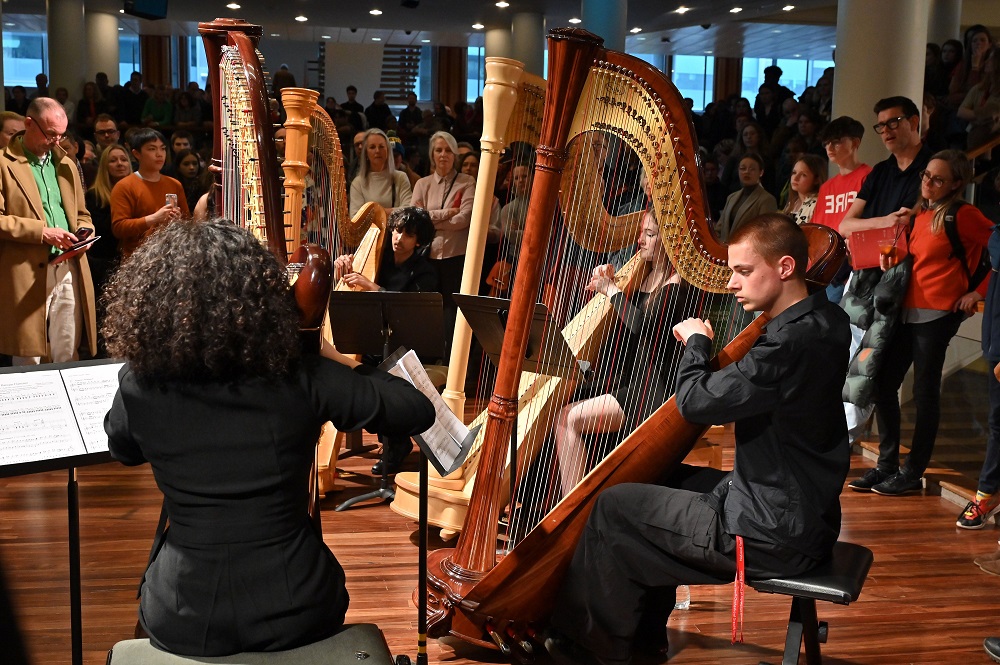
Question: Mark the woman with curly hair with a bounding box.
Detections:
[102,220,434,657]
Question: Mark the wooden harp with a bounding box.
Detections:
[420,28,845,652]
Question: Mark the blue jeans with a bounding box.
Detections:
[874,312,965,477]
[980,363,1000,494]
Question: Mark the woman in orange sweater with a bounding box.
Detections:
[869,150,995,496]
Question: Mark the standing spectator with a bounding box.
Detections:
[0,112,25,150]
[410,130,476,347]
[948,26,994,109]
[941,39,964,82]
[841,96,932,469]
[31,73,49,100]
[7,86,30,116]
[85,143,133,302]
[753,84,782,138]
[162,130,194,178]
[761,65,795,104]
[93,113,121,153]
[117,71,148,126]
[701,157,728,222]
[271,64,296,100]
[925,43,951,99]
[94,72,115,113]
[172,148,212,213]
[346,130,366,185]
[349,128,412,216]
[0,98,97,364]
[867,151,993,496]
[110,128,188,258]
[716,153,777,242]
[172,92,202,130]
[142,85,173,127]
[398,92,422,147]
[957,47,1000,151]
[75,82,107,138]
[59,131,87,192]
[394,141,420,189]
[365,90,395,132]
[341,85,366,131]
[54,87,74,121]
[769,97,801,160]
[783,154,826,225]
[721,121,770,194]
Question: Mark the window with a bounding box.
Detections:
[187,36,209,89]
[119,32,141,86]
[466,46,485,103]
[3,29,47,89]
[671,55,715,112]
[741,56,834,102]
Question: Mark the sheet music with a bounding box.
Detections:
[61,363,125,454]
[387,350,467,470]
[0,370,86,465]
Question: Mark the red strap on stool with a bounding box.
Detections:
[731,535,745,644]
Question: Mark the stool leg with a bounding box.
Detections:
[780,597,822,665]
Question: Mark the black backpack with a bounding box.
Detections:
[941,201,993,291]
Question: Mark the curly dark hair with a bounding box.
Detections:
[102,219,301,384]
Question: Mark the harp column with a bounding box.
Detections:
[831,0,930,168]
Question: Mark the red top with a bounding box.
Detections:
[904,203,994,311]
[811,164,872,231]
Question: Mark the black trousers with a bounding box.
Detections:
[550,466,816,665]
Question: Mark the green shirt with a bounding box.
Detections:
[23,137,70,256]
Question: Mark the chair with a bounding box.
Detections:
[748,540,874,665]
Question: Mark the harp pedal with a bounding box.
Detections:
[485,621,512,657]
[505,625,534,658]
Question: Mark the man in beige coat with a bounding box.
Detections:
[0,97,96,363]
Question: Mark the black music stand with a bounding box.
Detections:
[328,291,444,511]
[453,294,588,517]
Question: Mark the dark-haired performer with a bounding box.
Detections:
[546,214,851,665]
[103,220,435,657]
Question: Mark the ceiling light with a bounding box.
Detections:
[793,53,801,57]
[372,37,382,41]
[370,9,382,15]
[321,35,331,39]
[226,2,240,9]
[295,15,308,22]
[270,33,280,37]
[782,4,795,10]
[704,50,712,54]
[568,17,582,24]
[421,38,430,42]
[771,29,782,33]
[119,8,124,12]
[472,23,484,29]
[674,6,691,14]
[118,27,124,31]
[730,7,742,13]
[496,1,509,6]
[629,27,642,34]
[4,22,15,27]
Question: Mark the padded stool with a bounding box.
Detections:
[106,623,396,665]
[748,541,873,665]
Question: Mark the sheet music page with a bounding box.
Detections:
[387,350,467,469]
[0,370,86,465]
[61,363,125,454]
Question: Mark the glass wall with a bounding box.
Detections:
[3,30,48,89]
[741,56,834,101]
[119,32,141,85]
[466,45,485,103]
[187,35,209,89]
[671,55,715,112]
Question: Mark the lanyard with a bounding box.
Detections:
[440,173,457,209]
[731,535,745,644]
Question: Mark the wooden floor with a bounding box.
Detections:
[3,428,1000,665]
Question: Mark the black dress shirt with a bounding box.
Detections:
[675,290,851,560]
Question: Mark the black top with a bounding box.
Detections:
[106,357,434,656]
[376,246,439,293]
[856,144,932,218]
[83,190,118,263]
[675,290,851,561]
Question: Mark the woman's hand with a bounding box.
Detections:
[954,291,983,315]
[334,254,355,280]
[320,335,360,368]
[586,264,620,297]
[342,272,379,292]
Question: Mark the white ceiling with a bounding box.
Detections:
[2,0,841,58]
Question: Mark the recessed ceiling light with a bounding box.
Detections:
[629,27,642,34]
[730,7,742,13]
[421,38,430,42]
[568,17,582,24]
[4,22,15,26]
[793,53,801,57]
[496,1,509,7]
[782,4,795,10]
[370,9,382,15]
[119,8,124,12]
[295,15,308,22]
[704,50,712,54]
[270,33,280,37]
[637,37,646,41]
[226,2,240,9]
[674,6,691,14]
[771,29,782,33]
[322,35,331,39]
[372,37,382,41]
[118,27,124,31]
[472,23,484,29]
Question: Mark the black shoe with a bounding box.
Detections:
[985,637,1000,663]
[847,467,894,492]
[371,459,402,476]
[871,471,923,496]
[542,629,601,665]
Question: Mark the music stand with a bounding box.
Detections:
[328,290,444,511]
[453,294,587,512]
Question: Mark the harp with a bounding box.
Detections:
[419,28,845,653]
[390,59,546,537]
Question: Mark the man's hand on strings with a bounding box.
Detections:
[334,254,355,280]
[673,318,714,345]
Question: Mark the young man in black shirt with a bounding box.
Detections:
[546,214,852,665]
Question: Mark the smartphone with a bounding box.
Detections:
[75,227,93,241]
[165,193,178,208]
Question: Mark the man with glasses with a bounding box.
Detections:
[0,97,97,365]
[834,97,932,488]
[93,113,121,153]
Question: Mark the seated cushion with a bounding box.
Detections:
[748,541,873,605]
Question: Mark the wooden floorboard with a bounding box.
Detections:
[2,429,1000,664]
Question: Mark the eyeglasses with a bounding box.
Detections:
[919,170,952,187]
[95,128,119,136]
[873,115,908,134]
[27,116,64,143]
